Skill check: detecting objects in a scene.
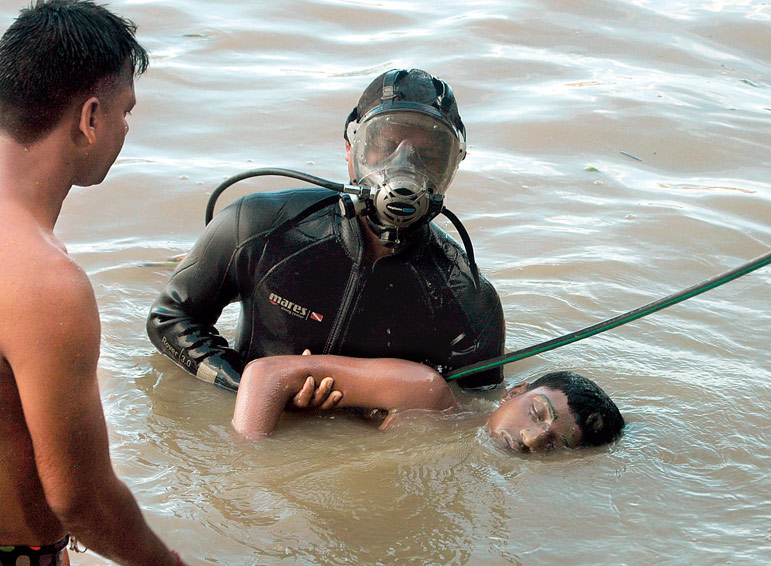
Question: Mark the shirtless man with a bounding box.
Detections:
[0,2,185,565]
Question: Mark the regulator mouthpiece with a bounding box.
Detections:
[338,180,444,249]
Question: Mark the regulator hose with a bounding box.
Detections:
[205,168,346,225]
[204,167,481,285]
[445,249,771,381]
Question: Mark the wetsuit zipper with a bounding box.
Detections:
[323,217,367,354]
[323,262,369,354]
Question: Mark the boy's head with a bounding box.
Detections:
[0,0,148,144]
[487,371,624,452]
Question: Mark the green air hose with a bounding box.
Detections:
[445,250,771,381]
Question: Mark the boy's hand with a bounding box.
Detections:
[289,375,342,409]
[288,350,343,410]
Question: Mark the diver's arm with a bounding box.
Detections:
[147,202,246,391]
[233,355,458,438]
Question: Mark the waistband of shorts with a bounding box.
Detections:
[0,534,70,556]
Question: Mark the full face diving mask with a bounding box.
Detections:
[342,88,467,248]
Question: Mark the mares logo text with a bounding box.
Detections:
[268,292,324,323]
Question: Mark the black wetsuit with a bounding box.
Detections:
[147,188,504,391]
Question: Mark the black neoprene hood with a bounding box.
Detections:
[344,68,466,143]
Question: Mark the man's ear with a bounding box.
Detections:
[344,140,355,182]
[502,382,529,402]
[77,96,100,145]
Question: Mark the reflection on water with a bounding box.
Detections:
[3,0,768,564]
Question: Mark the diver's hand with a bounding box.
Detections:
[288,350,343,410]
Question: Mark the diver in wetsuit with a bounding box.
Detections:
[147,68,505,393]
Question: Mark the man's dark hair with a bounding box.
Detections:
[344,68,465,142]
[529,371,624,447]
[0,0,149,143]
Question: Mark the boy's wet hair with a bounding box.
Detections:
[0,0,149,143]
[528,371,624,447]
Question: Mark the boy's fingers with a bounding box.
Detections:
[308,376,334,408]
[319,390,343,410]
[290,376,315,408]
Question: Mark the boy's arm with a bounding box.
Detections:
[233,355,458,438]
[7,260,179,566]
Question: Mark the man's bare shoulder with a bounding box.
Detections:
[0,218,91,293]
[0,218,98,357]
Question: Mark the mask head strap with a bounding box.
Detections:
[345,69,466,144]
[380,69,405,105]
[344,106,357,143]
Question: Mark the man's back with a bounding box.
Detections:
[0,361,62,544]
[0,201,98,544]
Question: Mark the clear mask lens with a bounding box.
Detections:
[350,110,464,196]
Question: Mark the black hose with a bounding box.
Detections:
[205,168,346,225]
[441,207,480,289]
[445,249,771,381]
[204,169,483,283]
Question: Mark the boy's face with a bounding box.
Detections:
[487,384,582,452]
